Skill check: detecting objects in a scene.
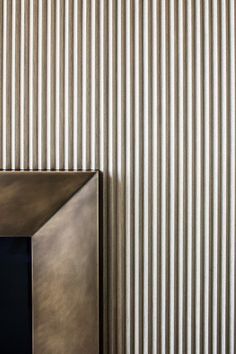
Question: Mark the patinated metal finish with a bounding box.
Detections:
[0,171,100,354]
[0,171,94,236]
[32,174,99,354]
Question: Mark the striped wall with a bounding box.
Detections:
[0,1,235,353]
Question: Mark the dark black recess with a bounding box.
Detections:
[0,237,32,354]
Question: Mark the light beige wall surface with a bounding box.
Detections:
[0,1,235,353]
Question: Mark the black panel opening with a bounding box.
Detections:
[0,237,32,354]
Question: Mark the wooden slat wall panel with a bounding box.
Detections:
[0,1,235,353]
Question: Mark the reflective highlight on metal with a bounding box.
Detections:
[0,171,94,235]
[0,171,100,354]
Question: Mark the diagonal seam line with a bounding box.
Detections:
[31,172,97,237]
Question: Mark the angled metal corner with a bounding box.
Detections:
[0,171,95,236]
[32,172,100,354]
[0,171,100,354]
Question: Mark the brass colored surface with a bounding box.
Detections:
[0,171,100,353]
[0,171,94,236]
[32,174,99,354]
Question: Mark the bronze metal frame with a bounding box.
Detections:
[0,171,100,354]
